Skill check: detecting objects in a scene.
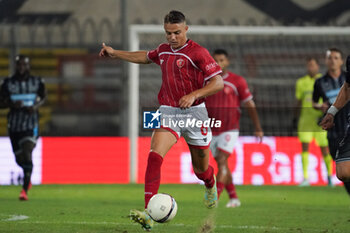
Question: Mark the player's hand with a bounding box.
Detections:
[179,94,196,109]
[99,43,114,58]
[25,106,35,114]
[255,130,264,143]
[319,113,335,130]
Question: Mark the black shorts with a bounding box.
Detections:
[328,137,341,160]
[9,129,38,155]
[333,124,350,163]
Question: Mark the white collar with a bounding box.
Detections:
[171,42,189,53]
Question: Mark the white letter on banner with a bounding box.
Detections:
[270,152,291,184]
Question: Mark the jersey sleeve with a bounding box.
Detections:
[147,46,161,65]
[194,48,222,81]
[237,77,253,103]
[312,79,327,103]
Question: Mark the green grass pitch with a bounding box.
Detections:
[0,184,349,233]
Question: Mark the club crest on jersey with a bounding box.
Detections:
[224,86,231,94]
[176,59,185,68]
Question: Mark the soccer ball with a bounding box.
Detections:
[147,193,178,223]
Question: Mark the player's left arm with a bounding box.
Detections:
[320,82,350,130]
[320,55,350,130]
[243,99,263,143]
[178,75,223,108]
[27,79,46,113]
[179,48,223,108]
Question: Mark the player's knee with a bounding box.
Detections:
[21,141,35,153]
[215,157,227,168]
[336,171,350,182]
[336,165,350,182]
[15,155,24,167]
[214,151,229,164]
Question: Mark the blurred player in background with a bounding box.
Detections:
[313,49,350,195]
[0,55,46,201]
[206,49,263,208]
[295,57,333,186]
[99,10,223,230]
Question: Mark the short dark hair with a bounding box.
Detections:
[164,10,186,24]
[306,56,319,64]
[213,49,228,57]
[327,47,343,58]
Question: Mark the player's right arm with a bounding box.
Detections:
[0,78,23,109]
[99,43,151,64]
[312,79,329,113]
[320,55,350,130]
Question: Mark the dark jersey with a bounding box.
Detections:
[0,75,45,133]
[313,71,350,141]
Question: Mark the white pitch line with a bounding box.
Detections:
[2,215,29,221]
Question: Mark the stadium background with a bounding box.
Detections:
[1,0,350,185]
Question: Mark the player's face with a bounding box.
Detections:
[15,60,30,76]
[306,59,319,77]
[164,22,188,49]
[326,51,343,72]
[213,54,229,71]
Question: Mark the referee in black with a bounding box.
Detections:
[0,55,46,201]
[313,48,350,195]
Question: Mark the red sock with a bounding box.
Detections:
[217,181,225,198]
[194,165,215,188]
[144,151,163,209]
[225,183,238,199]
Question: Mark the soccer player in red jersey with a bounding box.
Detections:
[206,49,263,208]
[99,11,223,230]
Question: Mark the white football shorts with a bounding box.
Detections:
[210,130,239,156]
[159,102,212,149]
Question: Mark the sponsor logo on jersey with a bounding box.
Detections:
[205,62,217,71]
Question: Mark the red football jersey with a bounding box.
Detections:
[147,40,222,107]
[205,72,253,135]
